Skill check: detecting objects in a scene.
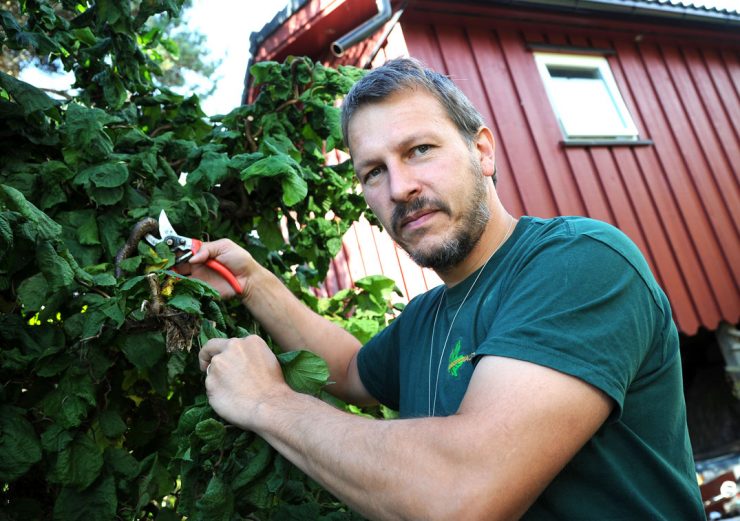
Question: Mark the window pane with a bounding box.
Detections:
[548,67,629,136]
[533,52,639,139]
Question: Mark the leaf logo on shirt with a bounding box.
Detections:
[447,339,474,377]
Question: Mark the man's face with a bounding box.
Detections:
[347,89,491,271]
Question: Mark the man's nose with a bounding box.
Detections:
[388,164,421,203]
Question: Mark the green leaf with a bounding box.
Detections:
[60,209,101,245]
[99,410,127,438]
[53,475,116,521]
[71,27,97,46]
[37,241,75,293]
[0,71,57,114]
[241,154,294,182]
[195,475,234,521]
[277,350,330,395]
[188,150,230,188]
[136,454,174,513]
[48,432,104,490]
[17,272,48,311]
[167,271,220,299]
[176,404,212,435]
[167,292,201,315]
[273,502,321,521]
[62,103,116,165]
[0,184,62,239]
[232,437,273,490]
[250,60,281,86]
[41,370,97,429]
[0,406,42,482]
[81,309,106,340]
[92,273,116,286]
[120,331,165,370]
[81,162,130,188]
[90,185,124,205]
[105,447,139,479]
[0,212,12,253]
[119,256,142,274]
[194,418,225,452]
[100,297,125,327]
[281,170,308,206]
[41,424,74,453]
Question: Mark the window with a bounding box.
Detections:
[534,52,639,141]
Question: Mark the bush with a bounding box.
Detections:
[0,1,398,518]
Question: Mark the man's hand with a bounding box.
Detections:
[199,336,292,430]
[184,238,371,406]
[181,239,255,300]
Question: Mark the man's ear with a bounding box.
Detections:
[475,127,496,179]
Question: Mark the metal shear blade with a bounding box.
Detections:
[144,210,192,264]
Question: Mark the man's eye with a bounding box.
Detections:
[413,144,431,155]
[364,167,382,182]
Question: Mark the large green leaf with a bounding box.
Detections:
[195,475,234,521]
[17,272,49,311]
[277,350,330,395]
[194,418,225,452]
[41,370,97,429]
[48,432,104,490]
[168,293,201,314]
[188,150,230,188]
[281,170,308,207]
[232,437,273,491]
[120,331,166,370]
[0,184,62,239]
[37,241,75,293]
[62,103,116,165]
[0,71,58,114]
[0,406,42,482]
[53,475,117,521]
[81,162,130,189]
[99,410,127,439]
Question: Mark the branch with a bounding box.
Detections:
[244,117,258,153]
[115,217,159,278]
[39,87,73,101]
[150,124,173,138]
[275,97,300,113]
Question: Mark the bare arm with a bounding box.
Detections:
[187,239,373,405]
[201,338,613,521]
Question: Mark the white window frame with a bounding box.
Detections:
[534,52,639,140]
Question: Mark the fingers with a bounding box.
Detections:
[199,337,230,372]
[189,238,237,264]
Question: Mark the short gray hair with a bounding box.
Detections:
[341,57,486,149]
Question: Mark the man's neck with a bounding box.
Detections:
[437,212,515,287]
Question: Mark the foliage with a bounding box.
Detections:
[0,1,399,519]
[0,0,219,99]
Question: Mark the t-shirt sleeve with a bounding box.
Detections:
[477,229,662,419]
[357,318,402,410]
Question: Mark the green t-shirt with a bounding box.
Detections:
[357,216,704,520]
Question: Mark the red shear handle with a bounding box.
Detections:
[191,239,244,296]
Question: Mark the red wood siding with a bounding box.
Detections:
[257,0,740,335]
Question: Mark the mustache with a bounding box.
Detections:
[391,197,450,234]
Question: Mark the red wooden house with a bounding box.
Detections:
[248,0,740,458]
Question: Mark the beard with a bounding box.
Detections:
[390,157,490,272]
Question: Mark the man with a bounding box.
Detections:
[188,58,704,519]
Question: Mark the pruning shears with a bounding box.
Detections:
[145,210,243,295]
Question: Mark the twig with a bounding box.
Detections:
[274,97,300,113]
[39,87,73,100]
[244,118,258,153]
[150,124,173,138]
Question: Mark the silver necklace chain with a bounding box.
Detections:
[427,216,516,416]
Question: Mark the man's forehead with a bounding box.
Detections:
[346,89,452,150]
